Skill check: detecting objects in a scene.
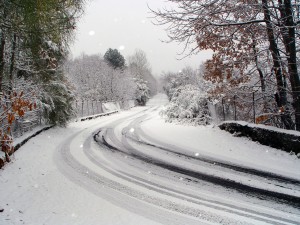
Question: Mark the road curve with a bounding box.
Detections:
[56,97,300,225]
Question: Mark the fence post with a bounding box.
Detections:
[100,102,103,113]
[75,101,78,118]
[39,109,42,125]
[234,95,237,121]
[222,97,225,121]
[96,101,99,114]
[87,100,90,116]
[253,92,256,123]
[92,101,95,115]
[20,117,23,136]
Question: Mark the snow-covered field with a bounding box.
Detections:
[0,94,299,225]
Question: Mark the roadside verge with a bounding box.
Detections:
[0,110,120,169]
[219,121,300,155]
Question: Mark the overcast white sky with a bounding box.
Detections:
[70,0,212,76]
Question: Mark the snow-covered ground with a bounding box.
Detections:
[0,109,162,225]
[0,94,299,225]
[140,110,300,180]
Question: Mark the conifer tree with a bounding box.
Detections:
[104,48,125,69]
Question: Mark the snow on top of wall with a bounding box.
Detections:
[221,121,300,137]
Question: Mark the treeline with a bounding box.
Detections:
[0,0,85,160]
[152,0,300,131]
[66,49,157,107]
[0,1,158,162]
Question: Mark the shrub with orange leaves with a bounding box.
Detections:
[0,90,37,162]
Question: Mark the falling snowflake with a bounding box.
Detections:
[195,153,199,157]
[80,144,83,148]
[129,128,134,133]
[119,45,125,51]
[88,30,95,36]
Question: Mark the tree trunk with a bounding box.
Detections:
[9,34,17,95]
[0,3,7,93]
[0,31,5,93]
[252,41,265,93]
[278,0,300,131]
[262,0,295,130]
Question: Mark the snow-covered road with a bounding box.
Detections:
[1,94,300,225]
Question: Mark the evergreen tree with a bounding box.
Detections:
[104,48,125,69]
[0,0,85,130]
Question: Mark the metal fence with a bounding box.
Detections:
[74,100,105,117]
[73,100,135,118]
[211,91,294,129]
[11,109,43,138]
[4,99,135,139]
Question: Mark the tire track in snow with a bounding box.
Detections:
[95,109,300,223]
[131,115,300,186]
[92,129,299,225]
[121,114,300,206]
[56,123,243,224]
[55,105,300,225]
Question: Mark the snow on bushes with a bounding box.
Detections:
[161,85,211,125]
[134,78,150,106]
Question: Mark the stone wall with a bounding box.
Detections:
[219,122,300,154]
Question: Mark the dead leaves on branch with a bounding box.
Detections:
[0,91,37,161]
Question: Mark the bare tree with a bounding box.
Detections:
[128,49,157,96]
[66,54,135,103]
[151,0,300,130]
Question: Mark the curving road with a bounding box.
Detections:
[55,95,300,225]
